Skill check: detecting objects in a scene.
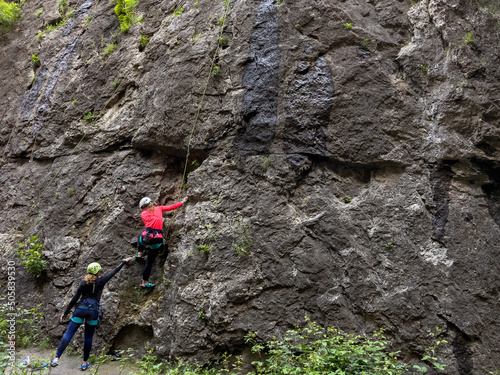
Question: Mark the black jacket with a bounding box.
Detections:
[64,261,126,315]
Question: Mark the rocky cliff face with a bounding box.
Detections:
[1,0,500,373]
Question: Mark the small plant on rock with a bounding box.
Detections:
[386,242,394,251]
[343,195,352,203]
[233,219,253,256]
[139,34,150,51]
[103,42,117,57]
[464,32,475,44]
[36,30,44,42]
[344,22,353,29]
[17,236,46,280]
[173,6,183,16]
[30,54,40,69]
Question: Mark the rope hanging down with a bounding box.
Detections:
[177,0,232,199]
[164,0,232,237]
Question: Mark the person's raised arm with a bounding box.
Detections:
[160,197,188,212]
[99,258,132,284]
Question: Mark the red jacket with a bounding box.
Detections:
[141,202,183,230]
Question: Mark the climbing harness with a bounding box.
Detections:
[73,299,103,327]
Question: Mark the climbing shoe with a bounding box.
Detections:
[80,362,91,371]
[141,282,155,288]
[51,358,59,367]
[20,356,30,367]
[33,363,49,370]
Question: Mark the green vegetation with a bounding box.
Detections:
[57,0,69,17]
[103,42,117,57]
[35,8,43,17]
[246,318,409,374]
[261,155,270,172]
[276,0,284,4]
[344,22,352,29]
[233,219,253,256]
[44,7,75,34]
[30,54,40,69]
[0,301,44,374]
[17,236,46,280]
[139,34,150,51]
[196,223,216,254]
[0,1,20,32]
[84,14,93,28]
[343,195,351,203]
[212,65,221,76]
[219,35,229,47]
[83,110,99,122]
[464,32,475,44]
[386,242,394,251]
[360,38,373,49]
[191,32,203,45]
[36,30,44,42]
[413,327,447,373]
[173,6,183,16]
[420,64,429,74]
[197,244,210,253]
[113,0,141,32]
[67,187,75,196]
[0,301,43,348]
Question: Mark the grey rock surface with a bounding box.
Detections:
[1,0,500,373]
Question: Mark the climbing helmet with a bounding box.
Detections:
[87,262,101,275]
[139,197,152,209]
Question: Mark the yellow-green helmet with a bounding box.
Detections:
[87,262,101,275]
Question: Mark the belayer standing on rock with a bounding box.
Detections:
[136,196,187,288]
[51,258,132,371]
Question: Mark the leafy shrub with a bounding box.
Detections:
[0,298,44,350]
[17,236,46,280]
[113,0,141,32]
[0,0,20,32]
[246,318,409,374]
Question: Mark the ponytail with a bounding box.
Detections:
[147,202,158,213]
[84,273,98,285]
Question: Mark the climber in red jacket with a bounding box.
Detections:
[136,196,187,288]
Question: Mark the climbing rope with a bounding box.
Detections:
[163,0,232,238]
[177,0,231,199]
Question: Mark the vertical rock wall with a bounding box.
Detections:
[1,0,500,373]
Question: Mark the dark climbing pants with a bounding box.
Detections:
[56,307,98,361]
[142,246,159,281]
